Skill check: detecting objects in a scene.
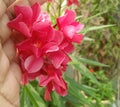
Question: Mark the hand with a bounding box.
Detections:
[0,0,47,107]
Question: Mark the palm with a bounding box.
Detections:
[0,0,47,107]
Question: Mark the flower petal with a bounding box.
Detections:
[63,25,76,39]
[54,78,67,96]
[57,10,76,29]
[72,22,84,32]
[31,3,41,22]
[14,5,33,24]
[44,82,53,101]
[62,54,71,65]
[63,43,74,53]
[72,34,83,43]
[43,42,59,53]
[8,14,31,37]
[21,73,28,85]
[16,39,32,51]
[18,22,31,37]
[49,51,65,68]
[24,55,43,73]
[53,30,64,45]
[40,75,52,86]
[33,21,51,31]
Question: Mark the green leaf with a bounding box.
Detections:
[70,56,99,84]
[81,24,115,34]
[68,84,93,106]
[84,37,94,41]
[20,87,25,107]
[82,11,107,22]
[65,77,97,98]
[52,92,66,107]
[77,57,109,67]
[69,86,87,105]
[25,84,47,107]
[76,15,83,20]
[20,86,32,107]
[65,94,81,104]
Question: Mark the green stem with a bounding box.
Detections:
[58,0,62,16]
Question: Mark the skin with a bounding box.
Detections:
[0,0,47,107]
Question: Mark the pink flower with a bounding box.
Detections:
[8,3,51,37]
[39,64,67,101]
[16,29,58,58]
[17,29,70,69]
[67,0,79,6]
[18,29,71,86]
[7,2,84,101]
[17,32,57,73]
[57,9,84,43]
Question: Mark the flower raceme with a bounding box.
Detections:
[8,3,84,101]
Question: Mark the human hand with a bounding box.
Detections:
[0,0,47,107]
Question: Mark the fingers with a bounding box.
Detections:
[0,40,21,107]
[3,39,16,61]
[0,14,11,43]
[8,0,47,15]
[0,44,10,83]
[0,38,21,82]
[7,0,30,15]
[10,62,22,83]
[3,0,16,7]
[0,95,15,107]
[0,0,7,17]
[0,63,21,107]
[0,42,21,107]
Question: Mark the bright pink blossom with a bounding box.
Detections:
[7,2,84,101]
[8,3,51,37]
[17,29,70,71]
[39,64,67,101]
[57,9,84,43]
[67,0,79,6]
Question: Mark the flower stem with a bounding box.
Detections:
[58,0,62,16]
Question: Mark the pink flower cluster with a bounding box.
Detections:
[8,3,84,101]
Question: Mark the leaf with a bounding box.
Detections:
[76,15,83,20]
[25,84,47,107]
[80,24,115,34]
[84,37,94,41]
[65,94,80,103]
[68,84,92,106]
[65,77,97,98]
[76,57,109,67]
[70,56,99,84]
[20,87,25,107]
[20,86,32,107]
[82,11,107,22]
[52,92,66,107]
